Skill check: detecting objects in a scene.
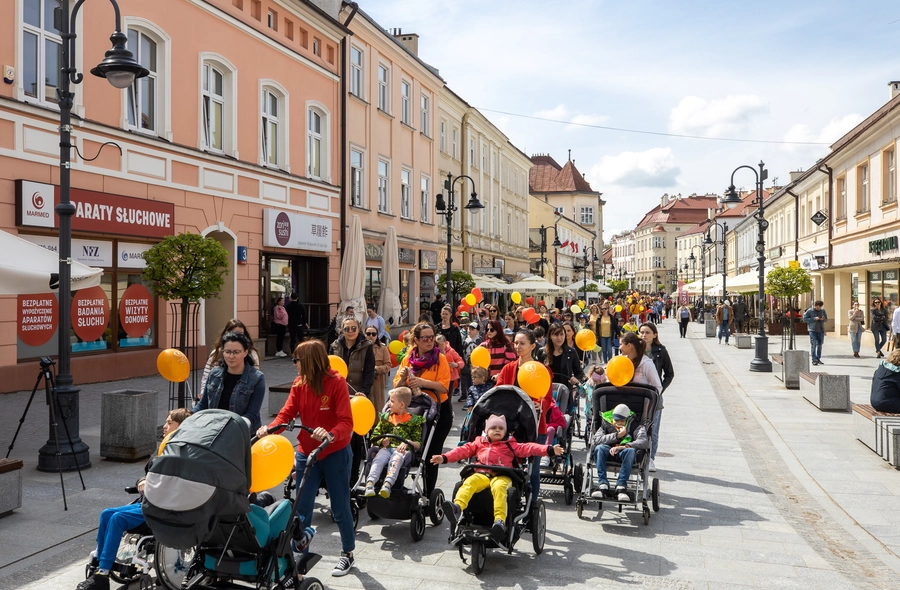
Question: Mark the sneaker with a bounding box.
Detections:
[363,482,376,498]
[291,526,316,553]
[540,456,551,468]
[817,359,824,365]
[275,351,287,358]
[331,551,354,577]
[76,574,110,590]
[443,500,461,529]
[648,459,657,472]
[590,489,605,499]
[811,360,819,366]
[617,492,630,502]
[491,519,507,542]
[378,483,392,498]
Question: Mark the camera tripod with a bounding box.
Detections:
[6,357,86,510]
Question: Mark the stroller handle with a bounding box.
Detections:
[250,420,314,444]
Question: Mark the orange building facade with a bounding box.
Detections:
[0,0,346,392]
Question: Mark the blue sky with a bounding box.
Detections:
[361,0,900,239]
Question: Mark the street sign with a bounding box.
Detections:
[811,210,827,226]
[789,260,800,269]
[473,267,501,275]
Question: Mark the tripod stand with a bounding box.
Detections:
[6,357,86,510]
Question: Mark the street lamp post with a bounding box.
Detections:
[704,220,729,302]
[688,244,709,321]
[577,247,599,304]
[41,0,149,472]
[436,173,483,308]
[722,161,771,372]
[537,224,561,278]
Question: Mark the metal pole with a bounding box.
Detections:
[750,161,772,372]
[445,173,454,309]
[539,225,546,278]
[722,223,727,302]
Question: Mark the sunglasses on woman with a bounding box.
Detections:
[343,326,358,333]
[365,331,377,336]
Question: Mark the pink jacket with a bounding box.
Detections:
[443,346,463,381]
[544,400,566,432]
[442,435,551,472]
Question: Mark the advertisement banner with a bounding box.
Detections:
[71,286,110,343]
[20,234,114,267]
[118,242,153,269]
[262,209,332,252]
[119,284,153,338]
[17,294,57,346]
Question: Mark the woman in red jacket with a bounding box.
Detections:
[261,340,357,577]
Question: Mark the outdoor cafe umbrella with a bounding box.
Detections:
[378,226,402,328]
[506,275,572,296]
[0,230,103,295]
[339,214,366,324]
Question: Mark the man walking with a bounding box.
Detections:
[285,292,307,354]
[715,299,734,345]
[803,300,828,366]
[430,293,444,325]
[732,297,748,334]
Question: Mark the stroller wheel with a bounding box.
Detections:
[366,500,380,520]
[410,509,426,542]
[573,463,584,494]
[531,499,546,555]
[154,543,194,590]
[575,501,584,520]
[651,478,660,513]
[563,480,574,505]
[299,577,325,590]
[471,540,486,574]
[643,506,650,525]
[428,488,445,525]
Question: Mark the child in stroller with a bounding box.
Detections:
[590,403,648,501]
[363,387,424,499]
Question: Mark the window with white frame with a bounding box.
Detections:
[350,148,364,207]
[580,206,594,225]
[420,93,429,135]
[307,106,326,179]
[201,63,225,152]
[439,120,446,153]
[452,128,458,159]
[401,169,411,219]
[378,160,389,213]
[554,206,565,215]
[260,87,280,167]
[885,148,896,204]
[349,46,363,98]
[126,29,157,132]
[858,163,869,213]
[22,0,62,105]
[401,80,411,125]
[421,176,430,223]
[377,65,389,112]
[837,176,847,219]
[482,146,486,170]
[470,139,475,167]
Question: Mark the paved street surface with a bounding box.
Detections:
[2,319,900,589]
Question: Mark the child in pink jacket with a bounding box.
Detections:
[436,334,464,396]
[431,414,562,542]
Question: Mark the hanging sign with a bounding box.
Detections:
[17,294,58,346]
[71,286,110,342]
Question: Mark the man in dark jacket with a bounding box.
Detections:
[285,292,307,354]
[430,294,444,325]
[803,300,827,366]
[732,297,748,334]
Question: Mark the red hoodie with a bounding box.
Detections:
[269,369,353,459]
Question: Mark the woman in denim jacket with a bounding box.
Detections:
[193,331,265,432]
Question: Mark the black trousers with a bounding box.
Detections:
[289,325,305,355]
[423,398,453,496]
[274,324,286,353]
[679,318,689,338]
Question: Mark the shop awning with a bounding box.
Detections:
[0,230,103,295]
[727,267,773,291]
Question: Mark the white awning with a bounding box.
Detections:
[0,230,103,295]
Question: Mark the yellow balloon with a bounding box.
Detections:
[157,348,190,383]
[328,355,348,378]
[465,293,477,306]
[350,395,377,435]
[570,304,582,314]
[250,434,295,493]
[470,346,491,369]
[639,305,645,312]
[615,305,623,313]
[388,340,404,354]
[511,291,522,304]
[606,356,635,387]
[517,361,551,399]
[575,329,597,352]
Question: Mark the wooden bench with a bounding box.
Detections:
[0,459,23,516]
[800,372,850,412]
[853,404,900,468]
[269,381,295,416]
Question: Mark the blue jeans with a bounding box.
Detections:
[874,326,887,354]
[600,337,613,363]
[295,445,355,553]
[850,327,863,353]
[809,331,824,362]
[650,408,662,460]
[97,503,146,570]
[593,444,636,488]
[718,322,730,343]
[530,434,546,497]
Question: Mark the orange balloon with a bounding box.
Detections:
[606,356,635,387]
[328,355,348,378]
[517,361,551,399]
[157,348,190,383]
[250,434,295,493]
[350,395,377,435]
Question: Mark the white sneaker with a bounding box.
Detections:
[275,351,287,357]
[590,490,605,499]
[617,492,630,502]
[540,456,550,468]
[648,459,657,472]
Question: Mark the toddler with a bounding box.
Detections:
[539,397,568,469]
[432,414,563,543]
[364,387,424,498]
[466,366,492,409]
[591,403,648,502]
[436,334,463,398]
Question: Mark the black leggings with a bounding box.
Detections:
[423,398,453,496]
[679,318,689,337]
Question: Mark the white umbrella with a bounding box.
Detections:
[507,275,573,296]
[378,226,402,327]
[339,214,366,324]
[728,267,772,291]
[569,278,613,294]
[473,274,513,293]
[0,230,102,295]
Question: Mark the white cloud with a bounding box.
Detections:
[533,104,569,120]
[590,148,681,188]
[781,114,864,152]
[531,105,609,133]
[669,95,769,137]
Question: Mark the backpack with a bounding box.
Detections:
[142,410,252,550]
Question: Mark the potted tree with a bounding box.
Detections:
[764,266,813,389]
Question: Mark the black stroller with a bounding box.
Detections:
[352,392,445,540]
[575,383,661,525]
[447,385,548,574]
[538,383,582,505]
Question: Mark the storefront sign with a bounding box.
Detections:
[365,243,383,261]
[118,242,152,269]
[262,209,332,252]
[17,294,57,346]
[473,267,502,275]
[869,236,898,254]
[20,235,114,267]
[119,284,153,337]
[419,250,437,270]
[71,286,109,342]
[16,180,175,238]
[769,246,782,259]
[398,248,415,265]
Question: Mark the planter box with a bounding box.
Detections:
[0,459,23,516]
[101,390,158,461]
[705,318,717,338]
[800,373,850,412]
[734,334,752,349]
[781,350,809,390]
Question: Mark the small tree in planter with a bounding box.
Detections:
[436,270,476,304]
[765,266,813,350]
[143,233,230,407]
[607,279,629,294]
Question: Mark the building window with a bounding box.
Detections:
[401,80,411,125]
[260,87,280,167]
[885,148,896,204]
[440,120,446,153]
[201,63,225,152]
[420,93,430,135]
[378,160,389,213]
[400,169,411,219]
[22,0,62,105]
[312,38,320,56]
[452,128,458,159]
[307,106,328,179]
[349,46,362,98]
[126,29,157,133]
[482,146,486,170]
[836,176,846,219]
[580,206,594,225]
[421,176,430,223]
[469,139,475,167]
[554,206,565,215]
[267,9,277,30]
[365,269,382,306]
[377,64,389,112]
[350,148,363,208]
[858,163,869,213]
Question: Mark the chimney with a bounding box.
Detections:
[890,81,900,100]
[393,29,420,56]
[661,193,669,208]
[789,169,804,183]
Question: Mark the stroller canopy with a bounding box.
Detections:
[466,385,538,444]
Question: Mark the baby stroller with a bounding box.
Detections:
[575,383,660,525]
[538,383,581,505]
[352,393,445,540]
[448,385,547,574]
[142,409,325,589]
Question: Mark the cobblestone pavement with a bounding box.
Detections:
[2,320,900,589]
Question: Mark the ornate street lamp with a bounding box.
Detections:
[705,220,730,301]
[436,173,483,307]
[537,223,561,278]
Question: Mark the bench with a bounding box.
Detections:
[269,381,294,416]
[800,372,850,412]
[0,459,23,516]
[772,355,784,382]
[734,334,752,349]
[853,404,900,468]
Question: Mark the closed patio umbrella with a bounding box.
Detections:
[339,214,367,324]
[378,226,402,327]
[0,230,102,295]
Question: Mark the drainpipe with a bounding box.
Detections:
[339,2,359,264]
[786,189,800,261]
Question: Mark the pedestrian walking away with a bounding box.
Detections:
[285,292,308,354]
[803,300,828,366]
[272,296,289,357]
[871,298,889,358]
[732,297,748,334]
[848,301,865,358]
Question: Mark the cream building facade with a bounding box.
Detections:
[528,195,596,287]
[610,230,635,287]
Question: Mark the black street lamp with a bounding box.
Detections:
[704,220,729,302]
[537,223,562,278]
[436,173,483,307]
[576,247,599,304]
[42,0,149,472]
[688,244,710,320]
[722,161,771,372]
